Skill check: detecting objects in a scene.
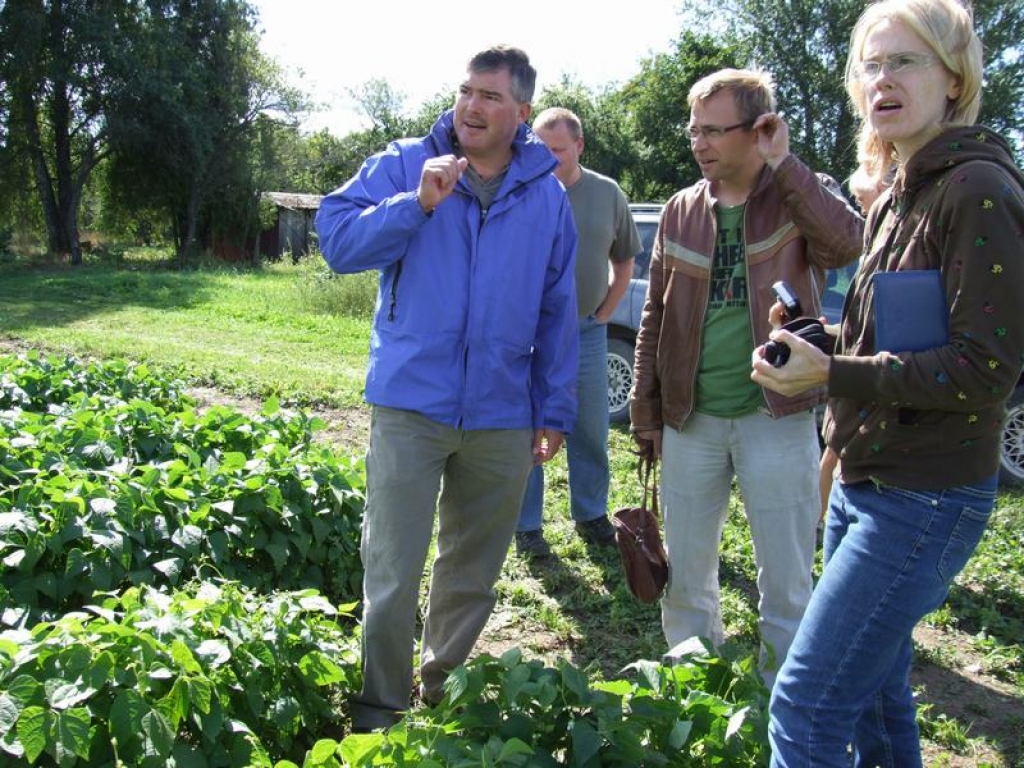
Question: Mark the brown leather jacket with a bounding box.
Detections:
[631,155,864,433]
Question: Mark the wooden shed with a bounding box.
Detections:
[260,192,323,259]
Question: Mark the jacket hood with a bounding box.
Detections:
[427,109,557,185]
[898,125,1024,198]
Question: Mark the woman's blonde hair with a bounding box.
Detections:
[844,0,983,177]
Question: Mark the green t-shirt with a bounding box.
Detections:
[694,203,763,417]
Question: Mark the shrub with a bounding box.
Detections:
[1,352,366,629]
[0,582,360,765]
[332,644,770,767]
[290,253,379,320]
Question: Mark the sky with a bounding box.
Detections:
[250,0,685,136]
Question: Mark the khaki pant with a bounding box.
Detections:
[351,406,533,729]
[661,409,820,689]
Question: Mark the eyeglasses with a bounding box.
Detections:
[687,120,755,142]
[854,52,936,80]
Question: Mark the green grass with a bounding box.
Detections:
[0,251,375,408]
[3,252,1022,766]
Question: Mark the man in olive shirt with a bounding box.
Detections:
[516,107,641,558]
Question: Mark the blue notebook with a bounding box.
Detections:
[873,270,949,353]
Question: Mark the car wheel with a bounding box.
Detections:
[607,337,635,424]
[999,386,1024,487]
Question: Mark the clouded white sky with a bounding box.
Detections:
[251,0,684,136]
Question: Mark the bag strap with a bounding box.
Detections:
[638,455,659,517]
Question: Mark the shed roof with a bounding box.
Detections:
[263,192,323,210]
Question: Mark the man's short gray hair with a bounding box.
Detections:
[468,46,537,104]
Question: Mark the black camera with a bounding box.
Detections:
[762,281,834,368]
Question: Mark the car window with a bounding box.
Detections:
[822,260,859,325]
[633,221,658,279]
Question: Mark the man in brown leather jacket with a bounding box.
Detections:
[630,68,862,688]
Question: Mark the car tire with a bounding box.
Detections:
[608,337,635,424]
[999,386,1024,487]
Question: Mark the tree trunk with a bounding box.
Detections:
[179,175,203,264]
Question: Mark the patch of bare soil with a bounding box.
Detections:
[913,624,1022,766]
[187,386,370,452]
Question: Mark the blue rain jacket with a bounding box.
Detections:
[316,110,578,432]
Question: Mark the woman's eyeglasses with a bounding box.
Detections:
[854,52,936,81]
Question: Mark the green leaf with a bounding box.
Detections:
[187,677,214,715]
[298,650,345,686]
[2,548,26,569]
[140,708,175,759]
[726,705,750,740]
[46,679,94,710]
[195,639,231,667]
[162,487,191,502]
[110,689,146,749]
[668,720,693,750]
[297,593,337,615]
[157,676,190,730]
[3,675,41,707]
[153,557,183,582]
[445,666,470,703]
[16,705,48,763]
[624,659,663,693]
[54,707,92,760]
[32,571,57,600]
[338,734,381,765]
[266,536,290,572]
[170,639,202,675]
[0,694,20,737]
[561,663,592,703]
[501,661,531,703]
[89,498,117,515]
[569,720,602,764]
[170,524,204,553]
[497,711,533,742]
[220,452,248,471]
[497,736,534,760]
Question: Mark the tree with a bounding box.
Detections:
[350,78,411,138]
[688,0,864,181]
[535,77,642,196]
[973,0,1024,161]
[0,0,129,263]
[617,31,740,201]
[406,88,456,138]
[103,0,300,261]
[680,0,1024,185]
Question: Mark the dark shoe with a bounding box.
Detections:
[575,516,617,546]
[515,529,552,558]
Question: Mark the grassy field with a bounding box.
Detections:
[2,250,1021,766]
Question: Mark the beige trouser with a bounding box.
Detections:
[660,409,820,689]
[351,406,533,730]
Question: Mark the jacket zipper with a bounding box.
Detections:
[387,261,403,321]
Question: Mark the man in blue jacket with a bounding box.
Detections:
[316,45,579,732]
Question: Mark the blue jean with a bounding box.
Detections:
[769,475,997,767]
[518,317,608,530]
